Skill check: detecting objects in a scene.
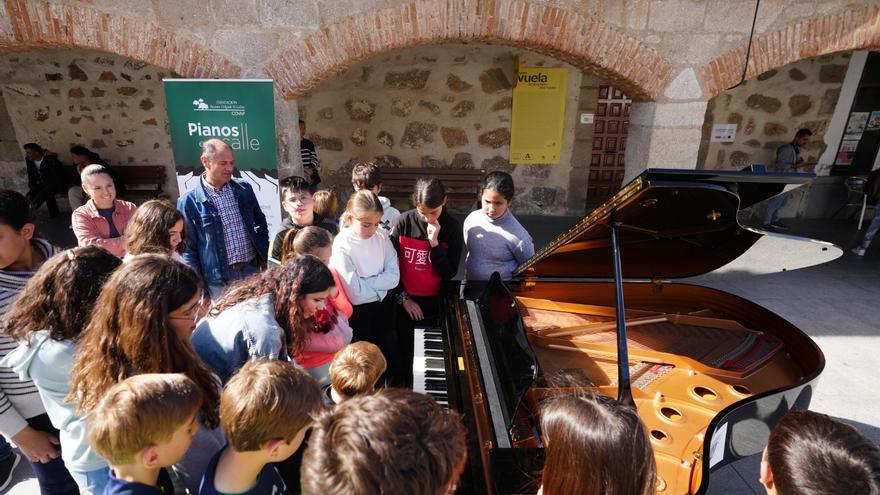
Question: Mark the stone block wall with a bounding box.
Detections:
[298,43,592,215]
[0,49,176,196]
[697,52,851,171]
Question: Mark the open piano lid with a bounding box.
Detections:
[513,169,814,280]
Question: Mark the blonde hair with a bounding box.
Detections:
[341,190,383,228]
[312,190,339,220]
[221,360,322,452]
[329,342,387,400]
[87,373,202,465]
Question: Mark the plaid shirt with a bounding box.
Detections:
[201,176,255,265]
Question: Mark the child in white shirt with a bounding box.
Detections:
[330,190,402,385]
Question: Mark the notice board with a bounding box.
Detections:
[510,67,567,164]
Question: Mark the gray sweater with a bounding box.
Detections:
[463,210,535,280]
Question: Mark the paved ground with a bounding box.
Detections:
[4,209,878,494]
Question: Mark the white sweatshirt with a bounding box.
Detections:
[330,227,400,305]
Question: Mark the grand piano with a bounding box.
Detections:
[413,169,829,494]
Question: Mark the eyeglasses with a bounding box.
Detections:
[169,303,201,323]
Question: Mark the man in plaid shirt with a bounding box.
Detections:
[178,139,269,300]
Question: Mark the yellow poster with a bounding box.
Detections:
[510,67,567,164]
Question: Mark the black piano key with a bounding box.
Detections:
[425,350,444,357]
[425,370,446,378]
[426,382,447,391]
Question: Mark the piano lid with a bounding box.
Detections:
[514,169,814,280]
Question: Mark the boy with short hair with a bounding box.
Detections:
[351,161,400,232]
[326,341,387,406]
[199,359,322,495]
[302,388,467,495]
[87,373,203,494]
[760,410,880,495]
[268,176,338,265]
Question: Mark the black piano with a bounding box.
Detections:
[414,169,828,494]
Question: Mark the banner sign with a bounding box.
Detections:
[510,67,567,164]
[163,79,281,234]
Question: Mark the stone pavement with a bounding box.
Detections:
[4,211,878,494]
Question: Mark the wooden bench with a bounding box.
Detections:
[381,167,486,212]
[114,165,168,204]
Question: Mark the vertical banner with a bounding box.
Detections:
[510,67,567,164]
[163,79,281,234]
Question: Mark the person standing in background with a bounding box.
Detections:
[71,165,137,258]
[764,129,812,231]
[300,119,321,192]
[24,143,66,218]
[177,139,268,300]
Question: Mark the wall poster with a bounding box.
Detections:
[835,139,859,166]
[510,67,568,164]
[844,111,869,140]
[163,79,281,235]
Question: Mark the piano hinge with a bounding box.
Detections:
[522,275,538,291]
[652,276,664,293]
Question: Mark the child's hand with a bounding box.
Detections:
[427,220,441,248]
[403,298,424,320]
[12,426,60,463]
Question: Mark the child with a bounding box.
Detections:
[279,227,352,386]
[88,373,203,495]
[390,178,462,386]
[268,176,338,266]
[2,246,121,495]
[312,190,339,228]
[0,190,79,494]
[200,359,322,495]
[351,161,400,231]
[123,199,186,262]
[463,171,535,280]
[760,410,880,495]
[301,388,466,495]
[540,394,656,495]
[193,254,336,385]
[326,341,386,406]
[67,255,224,493]
[330,190,401,385]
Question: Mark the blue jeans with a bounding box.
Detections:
[859,210,880,250]
[207,261,260,300]
[764,192,788,225]
[70,466,109,495]
[25,414,79,495]
[0,435,10,461]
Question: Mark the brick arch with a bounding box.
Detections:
[698,5,880,99]
[266,0,673,101]
[0,0,241,78]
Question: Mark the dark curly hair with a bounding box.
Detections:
[209,254,335,356]
[4,246,122,342]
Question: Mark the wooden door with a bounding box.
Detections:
[586,85,631,208]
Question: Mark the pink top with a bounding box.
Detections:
[330,268,353,318]
[71,199,137,257]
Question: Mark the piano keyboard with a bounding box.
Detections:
[413,325,449,407]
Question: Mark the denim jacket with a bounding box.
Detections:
[177,178,269,287]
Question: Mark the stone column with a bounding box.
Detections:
[274,96,302,179]
[624,68,708,182]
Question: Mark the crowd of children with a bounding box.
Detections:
[0,161,877,495]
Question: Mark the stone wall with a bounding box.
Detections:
[0,49,176,196]
[299,43,594,215]
[697,52,851,171]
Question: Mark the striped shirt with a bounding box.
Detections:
[201,176,255,265]
[0,238,56,437]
